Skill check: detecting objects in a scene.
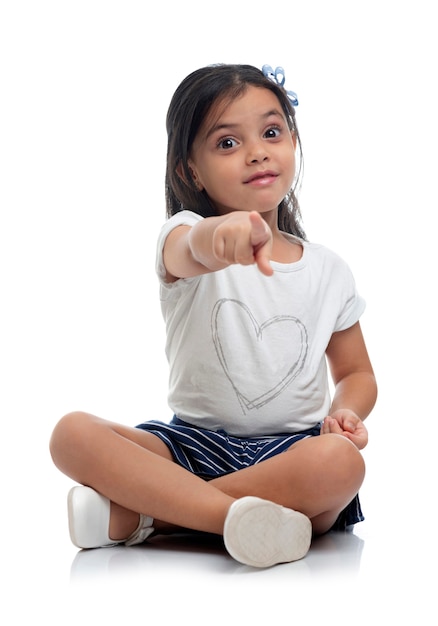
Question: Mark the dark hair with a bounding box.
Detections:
[165,64,306,239]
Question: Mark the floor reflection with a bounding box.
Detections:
[70,528,365,583]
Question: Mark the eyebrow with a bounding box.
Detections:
[205,108,285,140]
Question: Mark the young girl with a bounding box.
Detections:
[50,63,377,568]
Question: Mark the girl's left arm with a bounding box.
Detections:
[323,321,377,449]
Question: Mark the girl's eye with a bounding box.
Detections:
[264,127,281,139]
[217,137,237,150]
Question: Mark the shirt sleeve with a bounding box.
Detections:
[334,262,366,332]
[155,210,203,283]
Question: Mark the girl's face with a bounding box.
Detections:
[188,86,297,217]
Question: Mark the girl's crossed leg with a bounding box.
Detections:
[49,411,365,542]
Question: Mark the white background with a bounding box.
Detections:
[1,1,436,623]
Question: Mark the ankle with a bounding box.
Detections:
[109,502,139,541]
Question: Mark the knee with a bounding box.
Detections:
[49,411,94,469]
[325,434,366,490]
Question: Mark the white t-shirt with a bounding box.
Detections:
[156,210,365,437]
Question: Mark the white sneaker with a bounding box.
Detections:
[223,496,312,567]
[67,486,154,549]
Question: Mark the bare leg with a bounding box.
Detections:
[49,412,235,538]
[209,434,365,534]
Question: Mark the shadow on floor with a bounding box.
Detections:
[70,528,365,583]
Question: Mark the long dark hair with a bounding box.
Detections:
[165,64,306,239]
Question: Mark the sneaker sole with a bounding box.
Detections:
[223,496,312,568]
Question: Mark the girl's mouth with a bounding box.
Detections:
[245,171,278,185]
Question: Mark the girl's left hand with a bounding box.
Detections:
[321,410,368,450]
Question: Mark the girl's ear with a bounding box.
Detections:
[175,161,187,184]
[176,161,204,191]
[187,159,204,191]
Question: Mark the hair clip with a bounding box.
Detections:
[262,64,299,106]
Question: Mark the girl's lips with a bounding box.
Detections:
[244,171,278,186]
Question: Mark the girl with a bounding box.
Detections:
[50,64,377,568]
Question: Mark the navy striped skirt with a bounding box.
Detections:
[135,416,363,530]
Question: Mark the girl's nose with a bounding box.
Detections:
[246,141,269,164]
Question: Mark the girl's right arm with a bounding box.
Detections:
[163,211,273,282]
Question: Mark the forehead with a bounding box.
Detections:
[198,86,285,139]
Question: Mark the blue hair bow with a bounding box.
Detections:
[262,64,299,106]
